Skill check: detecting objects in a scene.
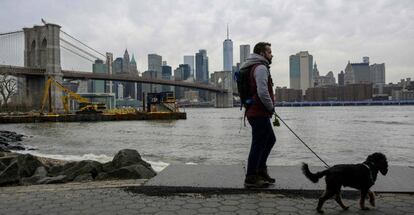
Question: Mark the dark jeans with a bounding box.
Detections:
[246,117,276,176]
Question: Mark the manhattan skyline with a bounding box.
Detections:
[1,0,413,87]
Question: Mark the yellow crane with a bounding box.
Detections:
[40,77,106,114]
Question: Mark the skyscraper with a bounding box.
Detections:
[184,55,195,78]
[130,54,138,76]
[92,59,107,93]
[195,49,209,101]
[338,71,345,86]
[122,49,130,74]
[240,44,250,65]
[174,64,191,99]
[148,54,162,93]
[289,51,313,94]
[370,63,385,84]
[162,63,172,92]
[223,25,233,71]
[112,57,123,99]
[195,50,209,83]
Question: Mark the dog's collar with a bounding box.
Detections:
[362,163,374,183]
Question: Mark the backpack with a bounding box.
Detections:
[234,64,260,110]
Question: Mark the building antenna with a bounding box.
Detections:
[227,24,229,39]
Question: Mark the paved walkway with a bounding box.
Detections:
[0,180,413,215]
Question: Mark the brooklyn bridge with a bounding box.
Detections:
[0,22,234,110]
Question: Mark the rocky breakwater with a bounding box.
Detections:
[0,149,157,186]
[0,130,29,152]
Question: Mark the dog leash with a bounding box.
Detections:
[275,113,331,168]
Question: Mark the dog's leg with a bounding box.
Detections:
[335,191,349,210]
[360,189,370,210]
[368,190,375,207]
[317,190,335,213]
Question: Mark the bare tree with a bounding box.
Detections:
[0,73,18,108]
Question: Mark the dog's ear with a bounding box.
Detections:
[369,152,388,175]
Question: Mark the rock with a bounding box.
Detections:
[0,160,19,185]
[20,166,48,185]
[112,149,143,169]
[0,156,17,171]
[16,154,43,178]
[0,144,10,153]
[0,131,27,151]
[60,160,103,181]
[73,173,93,182]
[48,161,77,175]
[7,144,26,151]
[37,175,66,184]
[98,164,156,180]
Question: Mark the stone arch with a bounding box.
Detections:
[28,40,36,67]
[40,38,47,67]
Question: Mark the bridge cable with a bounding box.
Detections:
[0,30,23,37]
[60,45,95,63]
[60,38,102,61]
[60,30,106,58]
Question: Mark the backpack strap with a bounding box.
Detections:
[243,64,261,126]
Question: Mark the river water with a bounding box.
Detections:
[1,106,413,172]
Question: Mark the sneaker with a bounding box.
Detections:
[258,168,276,184]
[244,175,270,188]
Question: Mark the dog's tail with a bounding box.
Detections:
[301,163,327,183]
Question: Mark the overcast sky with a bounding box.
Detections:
[1,0,413,87]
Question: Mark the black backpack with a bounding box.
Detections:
[234,64,260,110]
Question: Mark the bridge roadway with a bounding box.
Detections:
[0,65,228,93]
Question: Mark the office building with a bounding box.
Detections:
[195,49,209,101]
[240,44,250,65]
[338,70,345,86]
[148,54,162,93]
[289,51,313,94]
[344,61,370,84]
[92,59,108,93]
[223,26,233,71]
[162,64,172,92]
[370,63,385,84]
[184,55,195,77]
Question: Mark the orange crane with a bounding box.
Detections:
[40,77,106,114]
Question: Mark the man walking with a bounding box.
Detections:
[239,42,276,188]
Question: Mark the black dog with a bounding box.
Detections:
[302,152,388,213]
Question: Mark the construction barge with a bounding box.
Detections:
[1,77,186,123]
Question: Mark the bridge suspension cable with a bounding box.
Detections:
[60,38,102,61]
[60,45,94,63]
[0,30,24,66]
[60,30,106,58]
[0,30,23,36]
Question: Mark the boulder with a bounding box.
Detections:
[0,144,10,153]
[21,166,48,185]
[0,156,17,171]
[16,154,43,178]
[0,160,19,185]
[112,149,143,169]
[60,160,103,181]
[73,173,93,182]
[98,163,156,180]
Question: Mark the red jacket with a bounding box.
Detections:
[246,64,275,118]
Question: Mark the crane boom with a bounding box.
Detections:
[41,77,105,114]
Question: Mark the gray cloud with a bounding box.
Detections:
[0,0,413,86]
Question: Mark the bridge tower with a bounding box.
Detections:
[211,71,233,108]
[18,23,63,110]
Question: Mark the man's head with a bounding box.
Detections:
[254,42,273,64]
